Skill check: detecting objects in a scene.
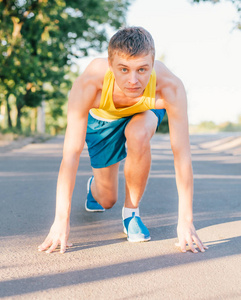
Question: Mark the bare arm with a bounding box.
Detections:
[38,59,106,253]
[155,62,207,253]
[164,79,194,221]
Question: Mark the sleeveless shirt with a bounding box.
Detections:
[90,68,156,120]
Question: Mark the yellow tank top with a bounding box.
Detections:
[91,68,156,120]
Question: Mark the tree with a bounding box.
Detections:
[156,113,169,133]
[190,0,241,29]
[0,0,131,130]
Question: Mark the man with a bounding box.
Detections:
[38,27,207,254]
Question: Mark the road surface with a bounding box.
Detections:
[1,132,241,299]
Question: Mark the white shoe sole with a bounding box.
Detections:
[127,236,151,242]
[123,226,151,242]
[85,199,105,212]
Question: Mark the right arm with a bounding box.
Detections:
[38,59,106,253]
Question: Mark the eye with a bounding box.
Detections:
[121,68,128,73]
[139,68,145,73]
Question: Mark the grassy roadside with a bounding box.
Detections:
[0,131,51,153]
[189,120,241,134]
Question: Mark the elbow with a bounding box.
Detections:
[63,149,81,162]
[172,145,192,165]
[61,152,80,169]
[62,143,83,164]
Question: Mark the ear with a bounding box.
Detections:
[108,58,113,71]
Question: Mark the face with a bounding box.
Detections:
[108,52,154,98]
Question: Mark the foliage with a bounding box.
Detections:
[190,0,241,29]
[157,113,169,133]
[189,116,241,133]
[219,121,241,132]
[0,0,131,131]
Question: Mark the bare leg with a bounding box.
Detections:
[124,111,158,208]
[90,162,120,209]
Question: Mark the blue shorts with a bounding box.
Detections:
[85,109,166,168]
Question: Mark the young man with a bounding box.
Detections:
[38,27,207,254]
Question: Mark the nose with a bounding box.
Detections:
[128,72,138,85]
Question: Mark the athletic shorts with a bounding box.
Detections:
[85,109,166,168]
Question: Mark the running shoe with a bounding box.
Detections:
[123,212,151,242]
[85,176,105,212]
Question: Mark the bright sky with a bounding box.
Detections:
[79,0,241,125]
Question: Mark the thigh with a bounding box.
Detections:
[92,162,120,199]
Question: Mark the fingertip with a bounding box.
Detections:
[38,245,45,252]
[60,245,66,254]
[60,246,66,254]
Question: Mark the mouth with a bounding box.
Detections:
[125,87,141,92]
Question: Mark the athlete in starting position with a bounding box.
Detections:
[38,27,207,254]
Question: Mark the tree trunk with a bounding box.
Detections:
[16,104,22,131]
[6,96,13,128]
[37,101,45,133]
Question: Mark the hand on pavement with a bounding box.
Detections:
[38,219,72,254]
[176,220,208,253]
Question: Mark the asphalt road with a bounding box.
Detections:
[1,133,241,299]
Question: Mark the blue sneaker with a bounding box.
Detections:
[123,212,151,242]
[85,176,105,212]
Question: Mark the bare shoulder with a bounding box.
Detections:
[75,58,109,90]
[154,60,182,91]
[68,58,108,113]
[154,60,186,108]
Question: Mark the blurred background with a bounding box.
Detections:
[1,0,241,139]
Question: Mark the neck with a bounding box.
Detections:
[113,82,143,108]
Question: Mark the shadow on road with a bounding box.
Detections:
[1,234,241,297]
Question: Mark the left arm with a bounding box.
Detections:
[156,63,207,253]
[167,80,205,253]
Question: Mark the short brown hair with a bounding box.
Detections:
[108,27,155,63]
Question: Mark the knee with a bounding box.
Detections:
[126,129,151,152]
[98,194,117,209]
